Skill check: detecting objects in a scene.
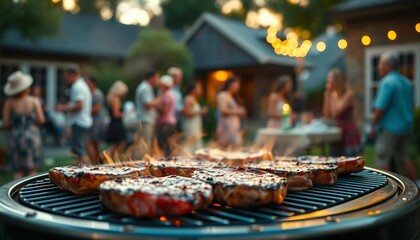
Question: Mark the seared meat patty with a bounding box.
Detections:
[191,167,287,207]
[195,148,272,167]
[297,156,364,174]
[147,157,219,177]
[99,176,213,217]
[247,160,313,191]
[49,164,148,194]
[305,164,338,185]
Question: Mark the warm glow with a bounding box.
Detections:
[221,0,243,14]
[267,26,277,35]
[62,0,77,11]
[316,42,326,52]
[416,23,420,33]
[211,70,232,82]
[246,8,282,29]
[282,103,291,114]
[51,0,60,3]
[387,30,397,40]
[100,7,113,21]
[361,35,371,46]
[271,39,282,48]
[286,31,298,40]
[160,216,168,221]
[266,34,276,43]
[117,2,150,26]
[337,39,347,49]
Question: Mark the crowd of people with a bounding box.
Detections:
[1,51,419,185]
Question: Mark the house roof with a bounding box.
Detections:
[181,13,304,68]
[331,0,420,19]
[1,13,142,59]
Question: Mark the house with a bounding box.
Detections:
[0,12,142,111]
[330,0,420,127]
[182,13,346,119]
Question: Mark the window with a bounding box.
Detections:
[365,43,420,119]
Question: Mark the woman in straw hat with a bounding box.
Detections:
[2,71,45,179]
[104,80,128,155]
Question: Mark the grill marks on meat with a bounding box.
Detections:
[99,176,213,217]
[297,156,365,175]
[191,168,288,207]
[247,161,313,191]
[49,164,148,194]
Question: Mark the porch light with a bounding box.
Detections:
[211,70,231,82]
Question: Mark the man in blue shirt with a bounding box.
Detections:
[370,52,418,184]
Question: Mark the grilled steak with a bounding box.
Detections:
[99,176,213,217]
[195,148,272,167]
[191,167,287,207]
[49,164,148,194]
[147,157,219,177]
[305,164,338,185]
[247,160,313,191]
[297,156,364,174]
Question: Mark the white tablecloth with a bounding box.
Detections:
[255,125,342,156]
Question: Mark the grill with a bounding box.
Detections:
[0,167,419,239]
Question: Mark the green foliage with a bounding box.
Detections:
[125,29,193,88]
[0,0,62,41]
[93,61,129,98]
[265,0,345,38]
[161,0,220,29]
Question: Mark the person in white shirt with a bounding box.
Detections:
[135,70,160,151]
[57,68,92,164]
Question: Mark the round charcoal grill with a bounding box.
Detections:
[0,167,419,239]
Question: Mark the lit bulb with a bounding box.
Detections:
[316,42,326,52]
[338,39,347,49]
[361,35,371,46]
[387,30,397,40]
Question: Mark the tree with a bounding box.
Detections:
[125,29,193,87]
[265,0,345,38]
[161,0,220,29]
[0,0,62,41]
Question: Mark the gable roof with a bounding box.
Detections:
[181,13,305,68]
[331,0,420,19]
[1,13,142,59]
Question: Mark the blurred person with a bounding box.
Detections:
[216,75,246,148]
[2,71,45,179]
[85,76,106,164]
[56,68,92,164]
[370,52,419,184]
[156,75,177,157]
[182,82,208,152]
[135,70,160,149]
[266,75,293,129]
[32,85,65,146]
[168,67,184,129]
[323,69,362,157]
[105,81,128,155]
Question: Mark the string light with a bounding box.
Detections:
[415,23,420,33]
[337,39,347,49]
[387,30,397,40]
[316,42,326,52]
[361,35,371,46]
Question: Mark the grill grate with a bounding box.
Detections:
[18,170,388,227]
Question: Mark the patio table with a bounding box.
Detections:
[254,124,342,156]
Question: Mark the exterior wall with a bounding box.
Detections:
[342,8,420,128]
